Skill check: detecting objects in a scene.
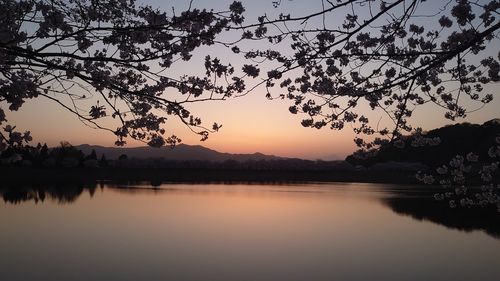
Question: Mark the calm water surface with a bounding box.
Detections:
[1,182,499,281]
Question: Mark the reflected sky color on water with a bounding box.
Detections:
[1,183,499,281]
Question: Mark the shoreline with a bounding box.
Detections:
[0,166,421,185]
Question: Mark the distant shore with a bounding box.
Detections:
[0,166,422,185]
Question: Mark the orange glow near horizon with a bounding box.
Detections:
[8,90,360,159]
[3,0,500,160]
[7,83,500,160]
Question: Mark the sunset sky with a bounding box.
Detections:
[6,0,500,160]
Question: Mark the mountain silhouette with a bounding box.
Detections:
[346,119,500,167]
[74,143,284,162]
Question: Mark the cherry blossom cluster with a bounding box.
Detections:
[233,0,499,151]
[0,0,246,147]
[417,136,500,212]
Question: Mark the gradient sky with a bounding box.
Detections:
[6,0,500,160]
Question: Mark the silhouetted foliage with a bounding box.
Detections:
[345,119,500,211]
[236,0,499,150]
[346,119,500,167]
[39,143,48,159]
[99,154,108,167]
[0,140,113,168]
[87,149,97,160]
[1,1,498,152]
[0,0,246,148]
[48,141,83,167]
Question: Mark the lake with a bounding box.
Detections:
[1,182,499,281]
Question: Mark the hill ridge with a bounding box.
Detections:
[74,143,284,162]
[346,119,500,167]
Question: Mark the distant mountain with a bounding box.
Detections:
[346,119,500,167]
[74,143,284,162]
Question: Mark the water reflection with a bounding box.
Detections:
[1,182,500,281]
[1,183,499,239]
[381,189,500,238]
[1,184,98,204]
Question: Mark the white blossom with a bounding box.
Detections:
[449,200,457,208]
[449,155,464,168]
[488,146,500,158]
[423,174,435,184]
[436,165,448,175]
[466,152,479,162]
